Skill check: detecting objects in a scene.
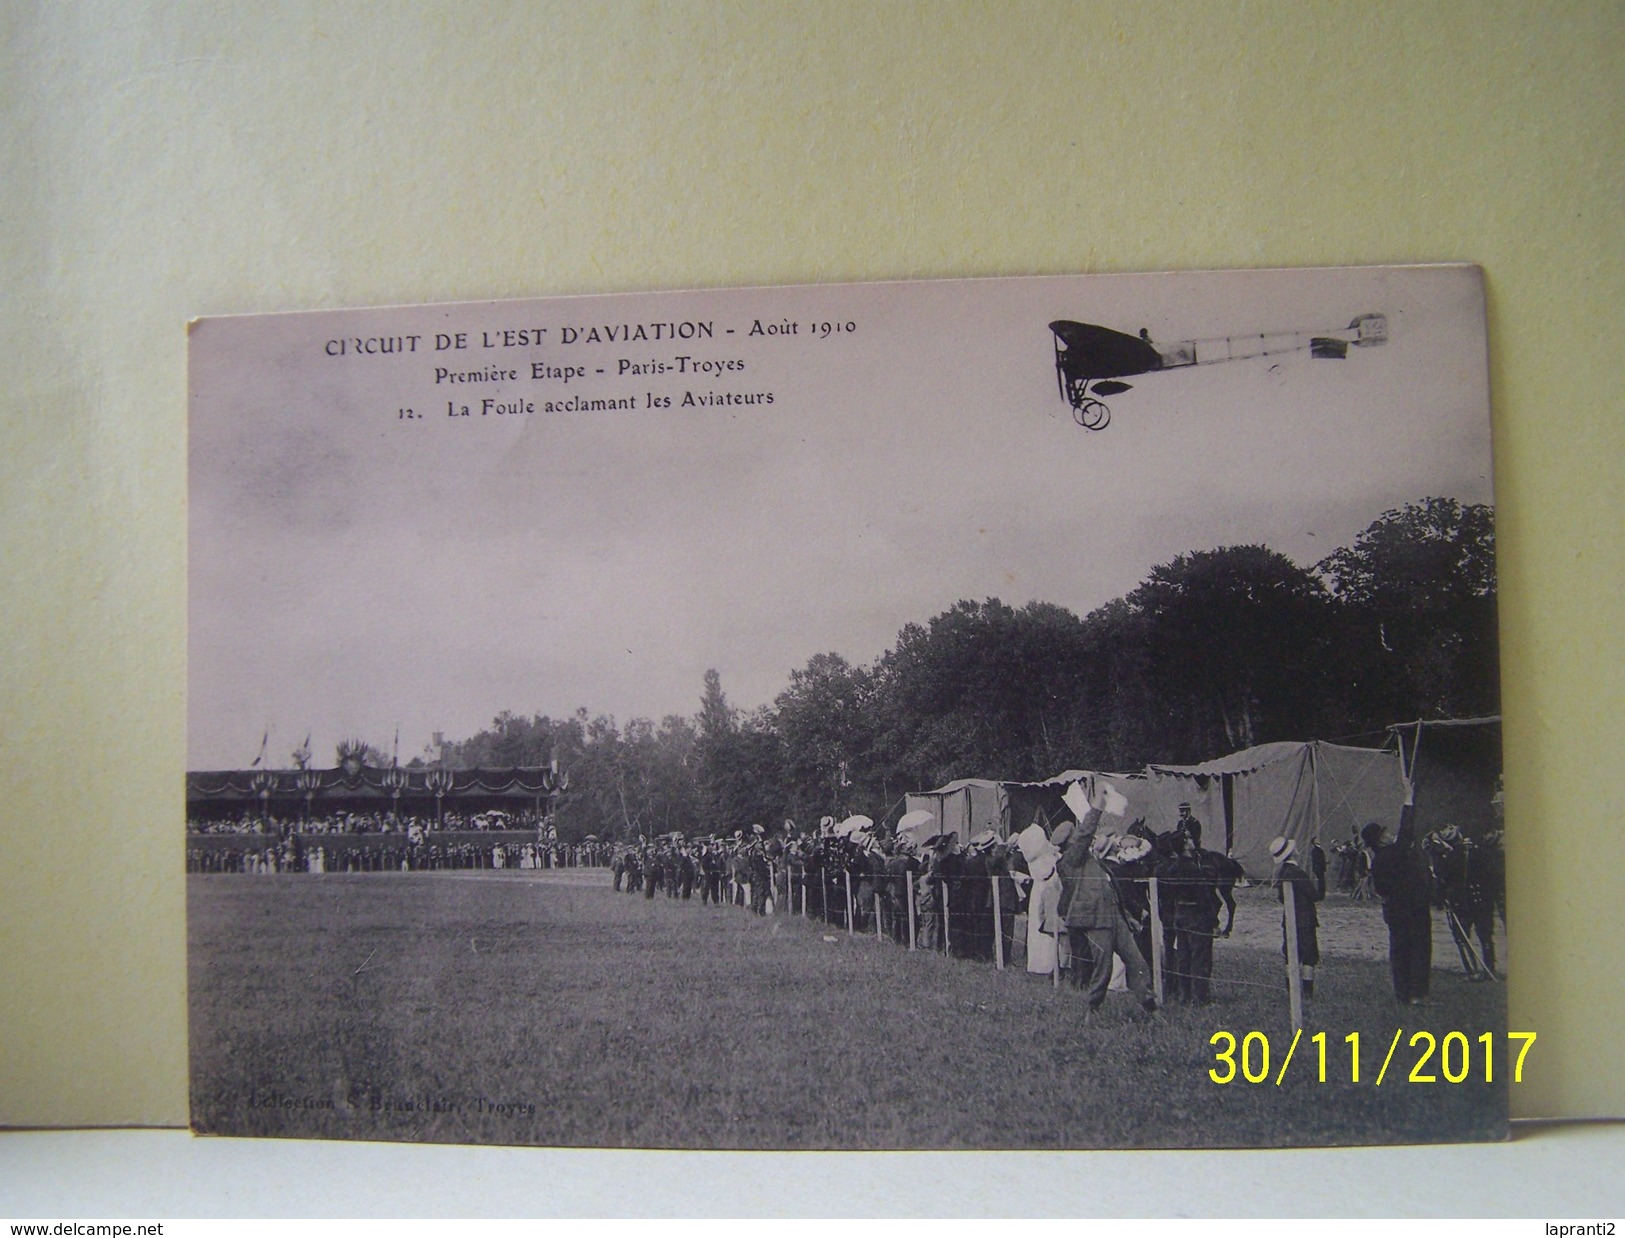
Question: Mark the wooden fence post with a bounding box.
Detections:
[906,873,917,951]
[844,869,855,936]
[992,876,1005,971]
[1052,922,1061,990]
[1284,879,1303,1032]
[874,893,884,942]
[943,887,952,957]
[1148,876,1165,1007]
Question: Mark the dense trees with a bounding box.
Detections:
[438,499,1496,842]
[1315,498,1499,723]
[1119,546,1337,761]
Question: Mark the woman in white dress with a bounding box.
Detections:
[1016,822,1062,975]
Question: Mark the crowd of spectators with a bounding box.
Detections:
[613,795,1506,1012]
[188,809,552,836]
[185,810,610,873]
[610,803,1247,1011]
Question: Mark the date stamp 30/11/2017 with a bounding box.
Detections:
[1208,1030,1535,1086]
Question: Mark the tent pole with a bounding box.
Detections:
[1311,742,1323,847]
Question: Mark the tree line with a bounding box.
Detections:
[431,498,1497,843]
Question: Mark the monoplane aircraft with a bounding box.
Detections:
[1049,313,1388,430]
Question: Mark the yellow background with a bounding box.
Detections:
[1,1,1620,1127]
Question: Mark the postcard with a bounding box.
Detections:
[188,265,1508,1147]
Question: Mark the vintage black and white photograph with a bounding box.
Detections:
[187,265,1507,1149]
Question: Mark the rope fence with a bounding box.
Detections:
[658,862,1322,1025]
[196,847,1485,1030]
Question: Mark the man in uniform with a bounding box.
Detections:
[1175,801,1202,840]
[1160,825,1220,1004]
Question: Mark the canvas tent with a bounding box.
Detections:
[1391,717,1503,839]
[1040,769,1158,832]
[902,779,1009,845]
[903,770,1151,844]
[1146,740,1406,879]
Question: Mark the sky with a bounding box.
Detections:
[188,265,1494,770]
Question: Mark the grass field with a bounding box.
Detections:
[188,871,1507,1149]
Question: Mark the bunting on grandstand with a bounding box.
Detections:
[186,764,562,814]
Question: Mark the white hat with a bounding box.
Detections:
[1116,836,1151,862]
[1269,836,1296,864]
[1015,823,1053,864]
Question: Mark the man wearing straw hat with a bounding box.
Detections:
[1269,836,1323,999]
[1059,799,1157,1016]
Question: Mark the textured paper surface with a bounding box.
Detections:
[1,2,1621,1132]
[183,267,1505,1150]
